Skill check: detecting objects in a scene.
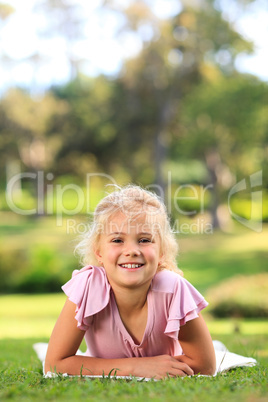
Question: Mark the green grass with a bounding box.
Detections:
[177,226,268,293]
[0,294,268,401]
[0,335,267,402]
[0,294,65,339]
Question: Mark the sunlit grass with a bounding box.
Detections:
[206,318,268,335]
[1,294,268,340]
[0,294,65,339]
[0,293,66,317]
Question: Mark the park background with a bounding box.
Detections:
[0,1,267,400]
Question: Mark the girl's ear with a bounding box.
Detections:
[94,247,102,264]
[158,253,164,267]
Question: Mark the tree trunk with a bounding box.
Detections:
[205,150,221,229]
[154,99,175,201]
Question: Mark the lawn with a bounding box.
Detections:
[0,335,267,402]
[0,294,267,401]
[177,226,268,293]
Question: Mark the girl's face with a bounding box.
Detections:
[94,212,162,292]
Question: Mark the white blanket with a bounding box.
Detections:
[33,340,257,380]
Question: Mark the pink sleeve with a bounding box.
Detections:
[61,265,111,331]
[164,276,208,340]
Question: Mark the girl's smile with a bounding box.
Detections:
[94,212,162,290]
[119,263,144,269]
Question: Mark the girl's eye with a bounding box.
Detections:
[139,238,152,243]
[112,238,123,243]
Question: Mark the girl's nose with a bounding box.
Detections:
[123,243,141,256]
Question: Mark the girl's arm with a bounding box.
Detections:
[45,298,194,379]
[176,313,216,375]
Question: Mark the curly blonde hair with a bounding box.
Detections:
[75,185,182,274]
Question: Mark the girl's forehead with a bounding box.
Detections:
[104,211,161,234]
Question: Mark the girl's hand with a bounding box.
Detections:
[45,299,193,379]
[132,355,194,379]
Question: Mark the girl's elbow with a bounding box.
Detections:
[199,358,216,376]
[44,360,53,374]
[201,364,216,376]
[44,356,60,374]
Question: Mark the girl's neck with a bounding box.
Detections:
[112,284,149,345]
[112,283,150,315]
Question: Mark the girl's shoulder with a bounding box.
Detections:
[151,269,184,294]
[62,265,111,330]
[152,269,208,336]
[62,265,110,310]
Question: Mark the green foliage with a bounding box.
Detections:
[14,247,69,293]
[0,216,77,294]
[229,192,268,222]
[175,75,268,163]
[0,244,76,293]
[206,274,268,318]
[0,247,28,292]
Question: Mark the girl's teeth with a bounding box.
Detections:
[121,264,142,268]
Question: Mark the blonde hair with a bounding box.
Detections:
[75,185,182,274]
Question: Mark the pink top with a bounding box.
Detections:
[62,265,208,358]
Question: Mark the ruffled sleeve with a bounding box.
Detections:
[61,265,111,331]
[164,275,208,340]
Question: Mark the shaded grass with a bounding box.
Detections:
[182,250,268,293]
[0,213,78,251]
[178,227,268,293]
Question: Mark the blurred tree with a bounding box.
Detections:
[48,1,267,217]
[0,89,67,170]
[171,73,268,225]
[104,0,255,225]
[0,89,68,208]
[175,74,268,174]
[50,76,120,177]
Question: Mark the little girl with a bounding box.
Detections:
[45,185,216,379]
